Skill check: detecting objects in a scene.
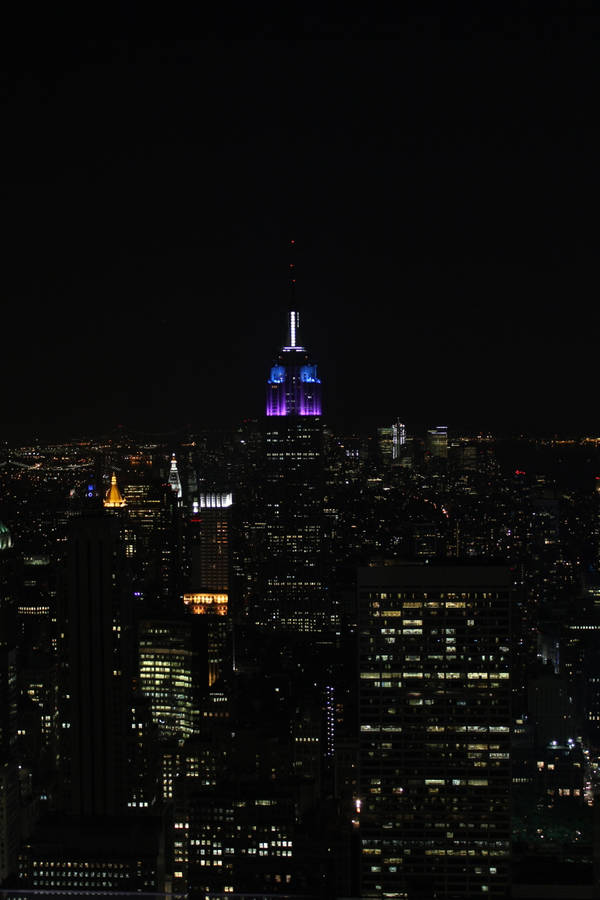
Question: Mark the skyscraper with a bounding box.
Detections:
[358,563,511,899]
[254,311,333,633]
[18,509,166,896]
[392,421,407,461]
[185,491,231,686]
[378,420,407,464]
[427,426,449,460]
[168,454,183,502]
[63,512,132,816]
[138,617,202,739]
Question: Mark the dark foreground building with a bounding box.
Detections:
[18,813,165,893]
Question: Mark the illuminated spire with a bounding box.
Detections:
[288,310,299,348]
[286,239,302,349]
[265,239,322,416]
[104,472,126,508]
[168,454,182,500]
[289,237,296,303]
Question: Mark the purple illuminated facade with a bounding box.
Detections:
[266,311,322,416]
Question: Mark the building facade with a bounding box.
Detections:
[358,564,511,899]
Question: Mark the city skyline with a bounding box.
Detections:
[3,375,600,895]
[6,25,600,900]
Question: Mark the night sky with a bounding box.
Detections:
[3,25,600,439]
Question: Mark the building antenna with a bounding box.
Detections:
[288,238,298,348]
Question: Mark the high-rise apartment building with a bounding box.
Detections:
[358,564,511,899]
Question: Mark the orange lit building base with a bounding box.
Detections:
[183,592,228,616]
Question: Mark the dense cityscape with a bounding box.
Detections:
[1,309,600,899]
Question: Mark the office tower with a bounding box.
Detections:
[562,577,600,745]
[138,616,202,739]
[185,491,231,686]
[0,522,19,884]
[0,649,17,767]
[46,498,165,882]
[0,521,17,648]
[179,784,300,897]
[0,650,17,759]
[377,426,394,463]
[256,311,333,633]
[171,675,335,898]
[378,421,407,464]
[18,510,166,896]
[358,564,511,899]
[427,425,449,460]
[189,491,231,595]
[63,511,133,816]
[392,421,407,461]
[123,478,182,603]
[18,816,166,893]
[17,555,57,763]
[127,684,159,810]
[0,650,18,885]
[123,480,165,539]
[0,760,19,883]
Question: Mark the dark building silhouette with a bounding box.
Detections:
[18,507,165,894]
[0,522,19,884]
[64,511,132,816]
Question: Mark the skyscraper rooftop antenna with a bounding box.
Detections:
[288,238,299,348]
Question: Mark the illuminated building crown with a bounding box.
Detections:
[168,454,182,499]
[104,473,126,508]
[266,311,322,416]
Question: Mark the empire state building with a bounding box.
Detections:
[265,310,322,417]
[254,310,333,633]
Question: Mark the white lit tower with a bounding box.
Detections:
[392,420,406,461]
[168,454,183,502]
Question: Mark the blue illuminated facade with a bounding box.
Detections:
[266,312,322,416]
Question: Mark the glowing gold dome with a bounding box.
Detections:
[104,472,126,508]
